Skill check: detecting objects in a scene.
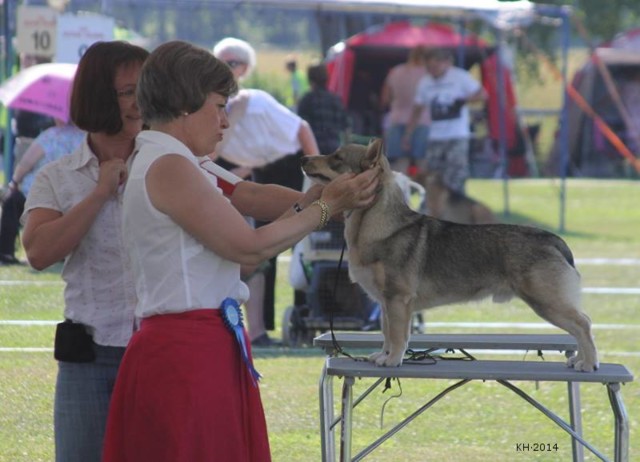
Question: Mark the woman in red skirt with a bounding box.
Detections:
[102,40,380,462]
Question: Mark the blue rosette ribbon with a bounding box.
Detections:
[220,298,262,386]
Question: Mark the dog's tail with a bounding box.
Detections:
[553,236,575,268]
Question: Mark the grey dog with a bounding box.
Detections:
[301,138,598,371]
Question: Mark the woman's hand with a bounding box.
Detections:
[298,184,323,208]
[320,167,380,216]
[95,159,128,199]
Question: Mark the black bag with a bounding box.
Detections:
[54,320,96,363]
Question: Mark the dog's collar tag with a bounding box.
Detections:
[221,298,261,386]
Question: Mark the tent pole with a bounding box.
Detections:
[2,0,16,186]
[558,10,570,234]
[456,19,465,67]
[494,29,510,217]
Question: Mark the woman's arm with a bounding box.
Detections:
[401,104,426,150]
[146,154,377,266]
[230,181,322,222]
[467,87,488,103]
[380,78,392,111]
[11,141,46,187]
[22,159,128,270]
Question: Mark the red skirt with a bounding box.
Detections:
[102,309,271,462]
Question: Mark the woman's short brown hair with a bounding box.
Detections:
[70,41,149,135]
[137,40,238,125]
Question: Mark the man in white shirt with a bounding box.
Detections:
[404,48,487,193]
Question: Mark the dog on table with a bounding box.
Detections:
[301,139,598,371]
[421,170,498,224]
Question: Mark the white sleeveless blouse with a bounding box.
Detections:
[123,130,249,318]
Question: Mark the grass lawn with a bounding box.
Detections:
[0,178,638,461]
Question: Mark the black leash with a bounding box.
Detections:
[328,240,367,362]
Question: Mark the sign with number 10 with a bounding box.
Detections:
[16,6,115,64]
[17,5,58,57]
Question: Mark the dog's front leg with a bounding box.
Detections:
[372,296,412,367]
[368,304,390,364]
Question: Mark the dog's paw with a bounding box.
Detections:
[368,351,387,364]
[566,356,599,372]
[566,354,580,368]
[368,350,404,367]
[382,351,404,367]
[370,352,403,367]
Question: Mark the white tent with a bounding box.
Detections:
[242,0,538,29]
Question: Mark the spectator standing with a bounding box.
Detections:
[21,41,149,462]
[380,45,431,174]
[285,54,309,111]
[404,48,487,193]
[213,37,321,347]
[297,62,351,155]
[10,54,56,165]
[0,120,84,264]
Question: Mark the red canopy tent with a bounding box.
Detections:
[325,21,526,176]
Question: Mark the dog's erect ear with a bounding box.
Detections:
[364,138,384,168]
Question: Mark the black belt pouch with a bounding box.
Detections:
[54,320,96,362]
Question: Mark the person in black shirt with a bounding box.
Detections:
[297,63,351,155]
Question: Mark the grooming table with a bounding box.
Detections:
[314,332,634,462]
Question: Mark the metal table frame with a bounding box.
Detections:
[314,333,633,462]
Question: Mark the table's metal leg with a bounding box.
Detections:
[568,381,584,462]
[340,376,355,462]
[606,383,629,462]
[498,380,608,461]
[319,361,335,462]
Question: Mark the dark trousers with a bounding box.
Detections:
[0,189,26,256]
[252,152,304,330]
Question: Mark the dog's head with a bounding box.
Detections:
[301,138,387,184]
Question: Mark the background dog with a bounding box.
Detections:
[301,139,598,371]
[421,170,498,224]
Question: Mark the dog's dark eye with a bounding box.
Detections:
[329,156,342,169]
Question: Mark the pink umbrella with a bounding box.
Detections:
[0,63,77,122]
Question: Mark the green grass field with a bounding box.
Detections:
[0,178,637,461]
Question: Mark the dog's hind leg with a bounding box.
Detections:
[535,304,597,372]
[519,267,599,372]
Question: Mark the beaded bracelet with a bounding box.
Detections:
[311,199,330,230]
